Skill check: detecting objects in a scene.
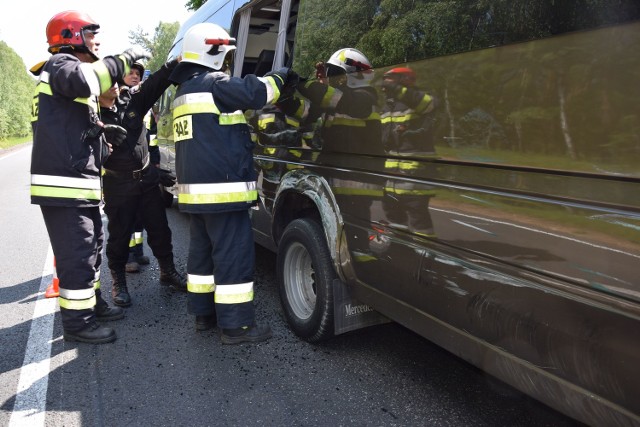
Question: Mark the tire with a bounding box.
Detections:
[277,218,336,342]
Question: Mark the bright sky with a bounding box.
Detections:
[0,1,194,70]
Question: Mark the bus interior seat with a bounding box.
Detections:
[253,49,275,77]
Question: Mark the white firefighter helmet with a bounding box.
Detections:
[181,23,236,71]
[326,48,373,88]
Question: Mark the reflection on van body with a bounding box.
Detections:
[157,1,640,425]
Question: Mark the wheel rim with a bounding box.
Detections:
[283,241,316,320]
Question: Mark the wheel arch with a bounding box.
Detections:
[271,169,346,280]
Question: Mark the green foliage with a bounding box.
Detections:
[294,0,379,78]
[0,42,34,140]
[0,135,31,150]
[291,0,640,171]
[128,22,181,73]
[185,0,206,11]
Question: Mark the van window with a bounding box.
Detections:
[294,0,640,77]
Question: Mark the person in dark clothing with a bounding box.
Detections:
[30,10,149,344]
[99,58,185,308]
[169,22,297,344]
[123,63,153,273]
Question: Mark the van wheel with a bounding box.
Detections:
[277,218,335,342]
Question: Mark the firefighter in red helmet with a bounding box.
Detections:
[381,66,436,155]
[30,10,150,344]
[381,66,438,237]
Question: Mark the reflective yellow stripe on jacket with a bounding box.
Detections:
[30,174,102,201]
[32,71,99,122]
[258,75,282,104]
[172,92,248,142]
[177,182,257,205]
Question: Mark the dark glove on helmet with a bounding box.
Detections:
[104,124,127,147]
[120,46,151,67]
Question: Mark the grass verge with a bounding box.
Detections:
[0,135,31,150]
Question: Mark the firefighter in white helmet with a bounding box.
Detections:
[293,48,384,263]
[296,47,380,153]
[169,22,298,344]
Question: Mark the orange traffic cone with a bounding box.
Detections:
[45,256,60,298]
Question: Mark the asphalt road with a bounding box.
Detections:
[0,145,583,426]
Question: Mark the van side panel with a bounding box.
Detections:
[165,0,640,424]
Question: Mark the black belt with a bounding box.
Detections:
[103,166,149,180]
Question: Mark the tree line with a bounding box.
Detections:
[291,0,640,171]
[0,42,33,140]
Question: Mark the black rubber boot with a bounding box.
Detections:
[63,322,116,344]
[94,290,124,321]
[159,265,187,292]
[95,301,125,321]
[133,243,149,265]
[125,252,140,273]
[220,324,272,345]
[195,315,216,331]
[110,269,131,307]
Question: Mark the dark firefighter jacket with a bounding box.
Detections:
[30,52,128,207]
[100,60,178,194]
[169,63,286,214]
[295,80,382,156]
[381,86,438,202]
[381,85,436,156]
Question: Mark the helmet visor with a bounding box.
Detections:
[222,50,235,72]
[325,63,344,77]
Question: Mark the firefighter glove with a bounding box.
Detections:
[104,124,127,147]
[120,47,151,67]
[158,168,177,187]
[281,69,300,100]
[264,68,289,86]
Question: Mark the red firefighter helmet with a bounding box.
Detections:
[383,67,416,87]
[46,10,100,55]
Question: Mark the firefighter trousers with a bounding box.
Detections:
[187,210,255,329]
[103,176,174,272]
[40,205,104,332]
[129,213,145,258]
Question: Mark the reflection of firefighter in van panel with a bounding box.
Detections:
[297,48,385,262]
[380,67,437,238]
[296,48,383,156]
[247,101,307,148]
[247,99,311,190]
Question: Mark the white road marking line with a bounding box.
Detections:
[0,145,31,160]
[432,207,640,260]
[9,246,56,427]
[451,219,496,235]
